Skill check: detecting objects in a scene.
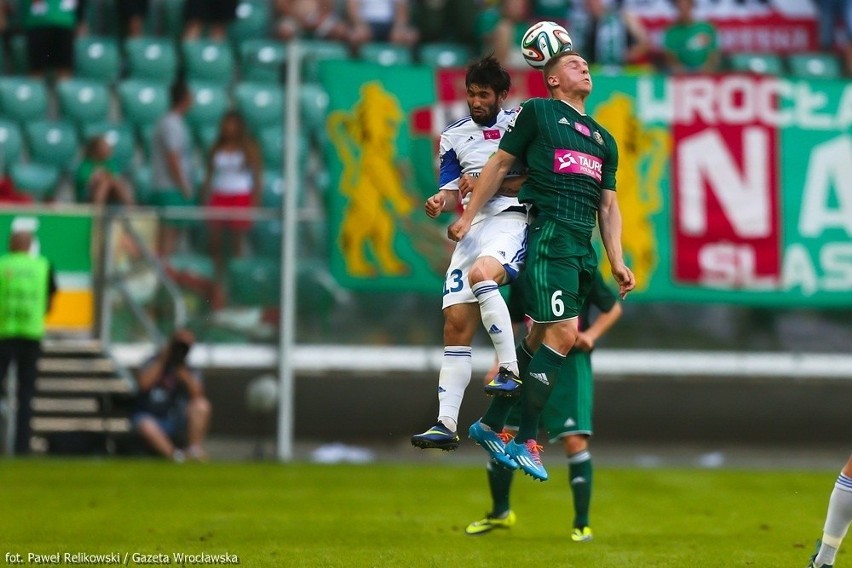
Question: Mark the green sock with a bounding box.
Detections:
[516,344,564,441]
[569,450,593,528]
[482,340,534,430]
[487,459,514,516]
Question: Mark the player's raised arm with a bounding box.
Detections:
[447,149,516,241]
[598,189,635,298]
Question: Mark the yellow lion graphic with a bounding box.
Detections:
[594,93,669,292]
[327,82,415,277]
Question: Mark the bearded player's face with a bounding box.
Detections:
[467,84,505,125]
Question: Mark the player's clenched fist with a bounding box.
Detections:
[448,216,472,242]
[424,193,445,218]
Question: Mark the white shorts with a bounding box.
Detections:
[442,212,527,309]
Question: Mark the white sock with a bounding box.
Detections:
[816,473,852,565]
[471,280,518,376]
[437,346,472,433]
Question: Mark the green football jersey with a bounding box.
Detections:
[499,98,618,239]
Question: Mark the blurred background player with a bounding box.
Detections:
[410,55,527,451]
[466,269,621,541]
[808,454,852,568]
[133,329,211,462]
[0,226,57,455]
[449,50,634,481]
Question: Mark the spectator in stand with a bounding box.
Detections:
[20,0,81,79]
[116,0,149,38]
[531,0,571,28]
[0,225,57,456]
[199,111,263,299]
[150,79,194,257]
[183,0,237,42]
[75,136,135,206]
[479,0,532,69]
[661,0,719,74]
[815,0,852,76]
[275,0,348,42]
[570,0,650,69]
[346,0,419,51]
[412,0,479,47]
[133,329,211,462]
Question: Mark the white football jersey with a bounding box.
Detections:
[438,108,526,224]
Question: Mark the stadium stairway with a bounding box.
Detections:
[26,338,138,455]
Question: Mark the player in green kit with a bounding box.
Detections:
[465,269,622,541]
[449,50,634,481]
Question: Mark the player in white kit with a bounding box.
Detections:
[411,56,528,451]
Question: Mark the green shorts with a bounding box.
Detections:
[151,189,196,227]
[506,351,594,442]
[522,217,597,323]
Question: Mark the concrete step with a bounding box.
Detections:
[31,417,131,434]
[38,358,117,375]
[41,340,104,356]
[36,377,134,395]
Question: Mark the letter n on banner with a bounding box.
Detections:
[671,75,781,288]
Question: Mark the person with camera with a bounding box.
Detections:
[133,329,211,462]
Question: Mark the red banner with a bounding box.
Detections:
[671,75,781,288]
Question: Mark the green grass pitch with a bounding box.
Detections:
[0,459,841,567]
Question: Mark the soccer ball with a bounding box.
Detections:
[521,21,573,69]
[246,375,279,414]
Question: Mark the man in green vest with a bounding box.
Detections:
[22,0,82,79]
[0,228,57,455]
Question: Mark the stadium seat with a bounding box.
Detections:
[130,164,154,205]
[182,40,235,84]
[300,39,351,82]
[229,0,271,48]
[0,77,48,123]
[25,120,79,170]
[147,0,186,38]
[10,162,61,201]
[727,53,784,75]
[186,81,229,134]
[250,220,282,258]
[240,39,287,84]
[117,80,169,128]
[260,170,285,208]
[359,43,412,66]
[83,0,119,37]
[227,256,280,306]
[8,35,28,74]
[299,82,329,143]
[0,119,23,168]
[81,121,136,170]
[124,37,178,83]
[258,126,309,172]
[56,79,111,128]
[419,43,472,68]
[787,53,842,79]
[193,124,219,153]
[75,36,122,83]
[234,82,284,133]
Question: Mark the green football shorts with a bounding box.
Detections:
[522,216,597,323]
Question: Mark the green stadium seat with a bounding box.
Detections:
[300,39,350,82]
[193,124,219,153]
[10,162,61,201]
[299,82,329,140]
[229,0,271,48]
[260,170,285,208]
[258,126,309,172]
[117,80,169,127]
[84,0,119,36]
[8,35,28,74]
[124,37,178,82]
[250,219,282,257]
[130,164,154,205]
[56,79,111,128]
[419,43,472,68]
[227,256,280,306]
[234,82,284,133]
[728,53,783,75]
[0,77,48,123]
[169,252,215,281]
[359,42,412,66]
[787,53,842,79]
[81,121,136,170]
[25,120,79,170]
[0,119,23,169]
[75,36,122,83]
[148,0,186,38]
[182,40,235,84]
[240,39,287,84]
[186,81,229,132]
